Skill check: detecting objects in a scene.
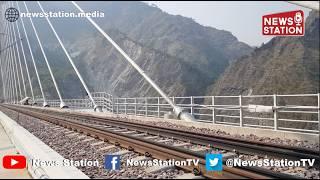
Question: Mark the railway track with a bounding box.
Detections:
[1,104,318,179]
[6,104,317,161]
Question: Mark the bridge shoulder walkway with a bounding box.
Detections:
[0,110,89,179]
[0,122,31,179]
[65,108,319,144]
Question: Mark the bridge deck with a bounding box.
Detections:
[0,110,89,179]
[59,107,319,144]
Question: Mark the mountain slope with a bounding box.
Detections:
[18,1,252,99]
[208,11,319,96]
[1,2,252,100]
[70,1,253,98]
[69,29,211,97]
[205,11,319,130]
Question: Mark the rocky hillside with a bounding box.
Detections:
[8,1,252,100]
[69,29,199,98]
[208,10,319,96]
[205,11,319,130]
[70,2,252,98]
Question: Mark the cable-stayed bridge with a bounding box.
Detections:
[0,1,319,179]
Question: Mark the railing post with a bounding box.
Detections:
[110,94,112,112]
[273,94,278,130]
[86,98,88,109]
[190,96,194,115]
[157,97,160,117]
[172,96,175,114]
[134,98,137,115]
[124,98,127,114]
[108,94,111,111]
[318,93,320,133]
[145,97,148,117]
[101,93,103,108]
[239,95,243,127]
[105,94,107,111]
[212,96,215,124]
[111,95,114,113]
[105,93,108,110]
[116,98,119,114]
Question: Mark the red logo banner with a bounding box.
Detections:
[262,10,304,36]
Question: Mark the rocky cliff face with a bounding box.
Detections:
[69,29,190,97]
[205,11,319,130]
[208,11,319,96]
[0,2,252,100]
[31,1,252,99]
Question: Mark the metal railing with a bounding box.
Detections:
[33,92,320,134]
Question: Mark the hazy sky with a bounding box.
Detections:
[145,1,311,46]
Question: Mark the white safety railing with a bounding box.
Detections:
[34,92,320,134]
[91,92,113,112]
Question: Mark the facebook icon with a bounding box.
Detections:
[105,155,120,170]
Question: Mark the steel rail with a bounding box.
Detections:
[2,104,299,179]
[7,104,319,162]
[31,106,319,161]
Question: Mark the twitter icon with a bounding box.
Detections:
[206,154,223,171]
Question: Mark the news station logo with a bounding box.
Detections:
[2,155,27,169]
[262,10,304,36]
[104,155,120,170]
[205,154,223,171]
